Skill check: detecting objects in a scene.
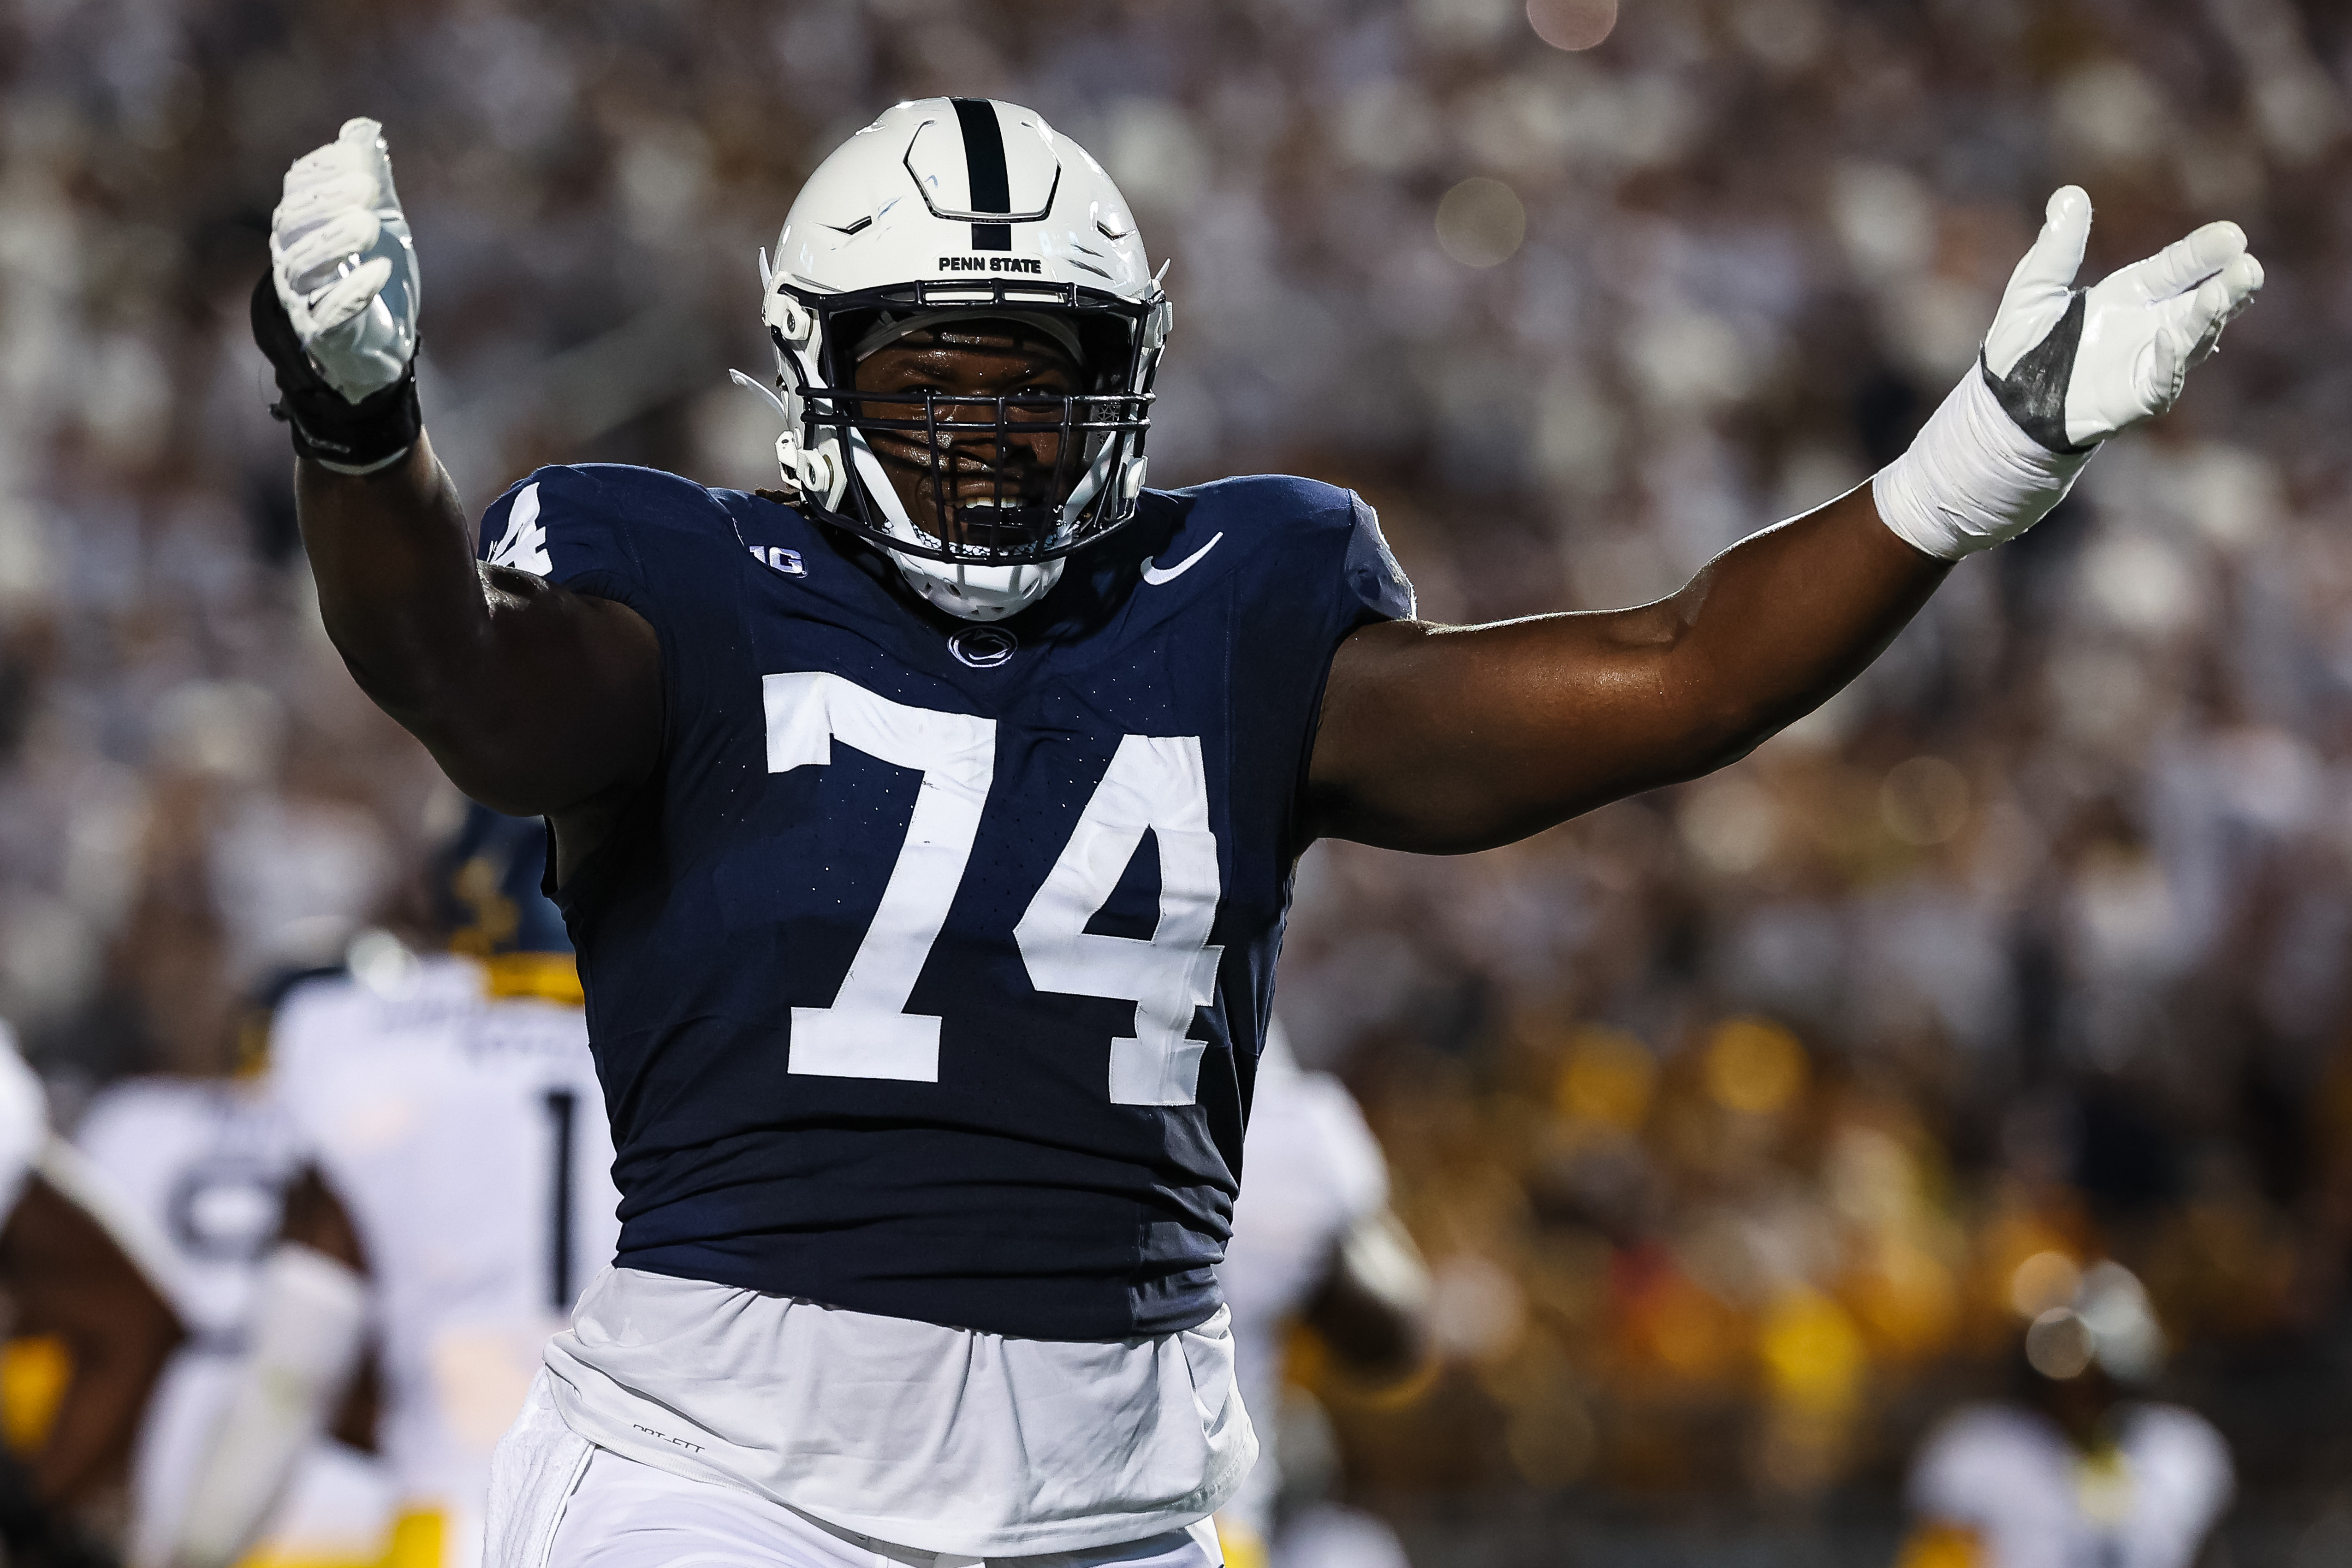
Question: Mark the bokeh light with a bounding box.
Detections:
[2024,1309,2097,1380]
[1703,1017,1807,1116]
[1526,0,1618,51]
[1555,1025,1656,1130]
[2009,1251,2084,1319]
[1880,756,1970,846]
[1435,177,1526,268]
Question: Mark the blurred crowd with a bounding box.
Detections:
[2,0,2351,1534]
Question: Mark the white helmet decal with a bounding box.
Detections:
[738,99,1172,622]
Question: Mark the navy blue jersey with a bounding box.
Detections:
[476,466,1412,1341]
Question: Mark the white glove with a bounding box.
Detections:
[1984,185,2263,449]
[270,117,420,404]
[1875,187,2264,560]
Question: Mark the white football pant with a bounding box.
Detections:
[487,1378,1224,1568]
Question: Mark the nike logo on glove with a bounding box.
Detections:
[1140,533,1223,586]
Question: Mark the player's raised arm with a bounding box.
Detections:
[1306,189,2263,854]
[253,120,660,837]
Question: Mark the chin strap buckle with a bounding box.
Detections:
[730,368,846,510]
[774,428,847,510]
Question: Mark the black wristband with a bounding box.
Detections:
[249,271,421,471]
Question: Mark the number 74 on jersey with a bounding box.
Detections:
[763,673,1224,1108]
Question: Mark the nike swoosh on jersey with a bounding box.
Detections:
[1140,532,1224,586]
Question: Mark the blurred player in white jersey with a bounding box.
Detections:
[1902,1263,2232,1568]
[170,808,619,1568]
[0,1023,185,1568]
[77,1010,396,1568]
[1214,1028,1426,1568]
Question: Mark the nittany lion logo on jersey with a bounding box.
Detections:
[487,481,553,574]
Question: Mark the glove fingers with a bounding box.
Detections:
[301,256,393,336]
[276,209,383,293]
[2106,220,2246,305]
[337,117,405,215]
[1984,188,2092,380]
[2005,186,2093,300]
[2138,322,2185,420]
[2216,250,2265,314]
[2183,253,2264,367]
[283,143,374,197]
[274,169,376,232]
[283,119,381,184]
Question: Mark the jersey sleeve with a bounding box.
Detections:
[1338,489,1416,629]
[478,464,655,614]
[1220,477,1417,862]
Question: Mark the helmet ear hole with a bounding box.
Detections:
[1074,315,1134,393]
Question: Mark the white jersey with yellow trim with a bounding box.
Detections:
[271,953,619,1568]
[1908,1401,2233,1568]
[76,1075,395,1568]
[1214,1034,1390,1552]
[0,1025,41,1220]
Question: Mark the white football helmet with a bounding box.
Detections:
[743,98,1172,621]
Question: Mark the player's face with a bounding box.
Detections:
[854,321,1085,544]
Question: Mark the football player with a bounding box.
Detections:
[166,809,617,1568]
[0,1026,184,1568]
[76,993,395,1568]
[1901,1264,2230,1568]
[1213,1026,1425,1567]
[247,106,2260,1566]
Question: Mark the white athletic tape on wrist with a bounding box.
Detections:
[311,443,413,476]
[172,1243,368,1568]
[1872,366,2093,561]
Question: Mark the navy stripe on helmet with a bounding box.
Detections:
[951,97,1013,251]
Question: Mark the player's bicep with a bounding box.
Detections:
[428,564,663,817]
[1303,606,1686,852]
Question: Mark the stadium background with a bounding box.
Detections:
[1,0,2349,1560]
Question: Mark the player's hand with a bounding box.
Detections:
[269,117,419,403]
[1982,186,2263,452]
[1875,189,2263,560]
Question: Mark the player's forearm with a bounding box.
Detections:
[171,1245,366,1568]
[30,1298,178,1503]
[1648,482,1949,772]
[296,435,488,718]
[1304,1209,1431,1384]
[1307,487,1942,852]
[295,440,526,795]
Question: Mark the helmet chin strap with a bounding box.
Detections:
[843,430,1062,622]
